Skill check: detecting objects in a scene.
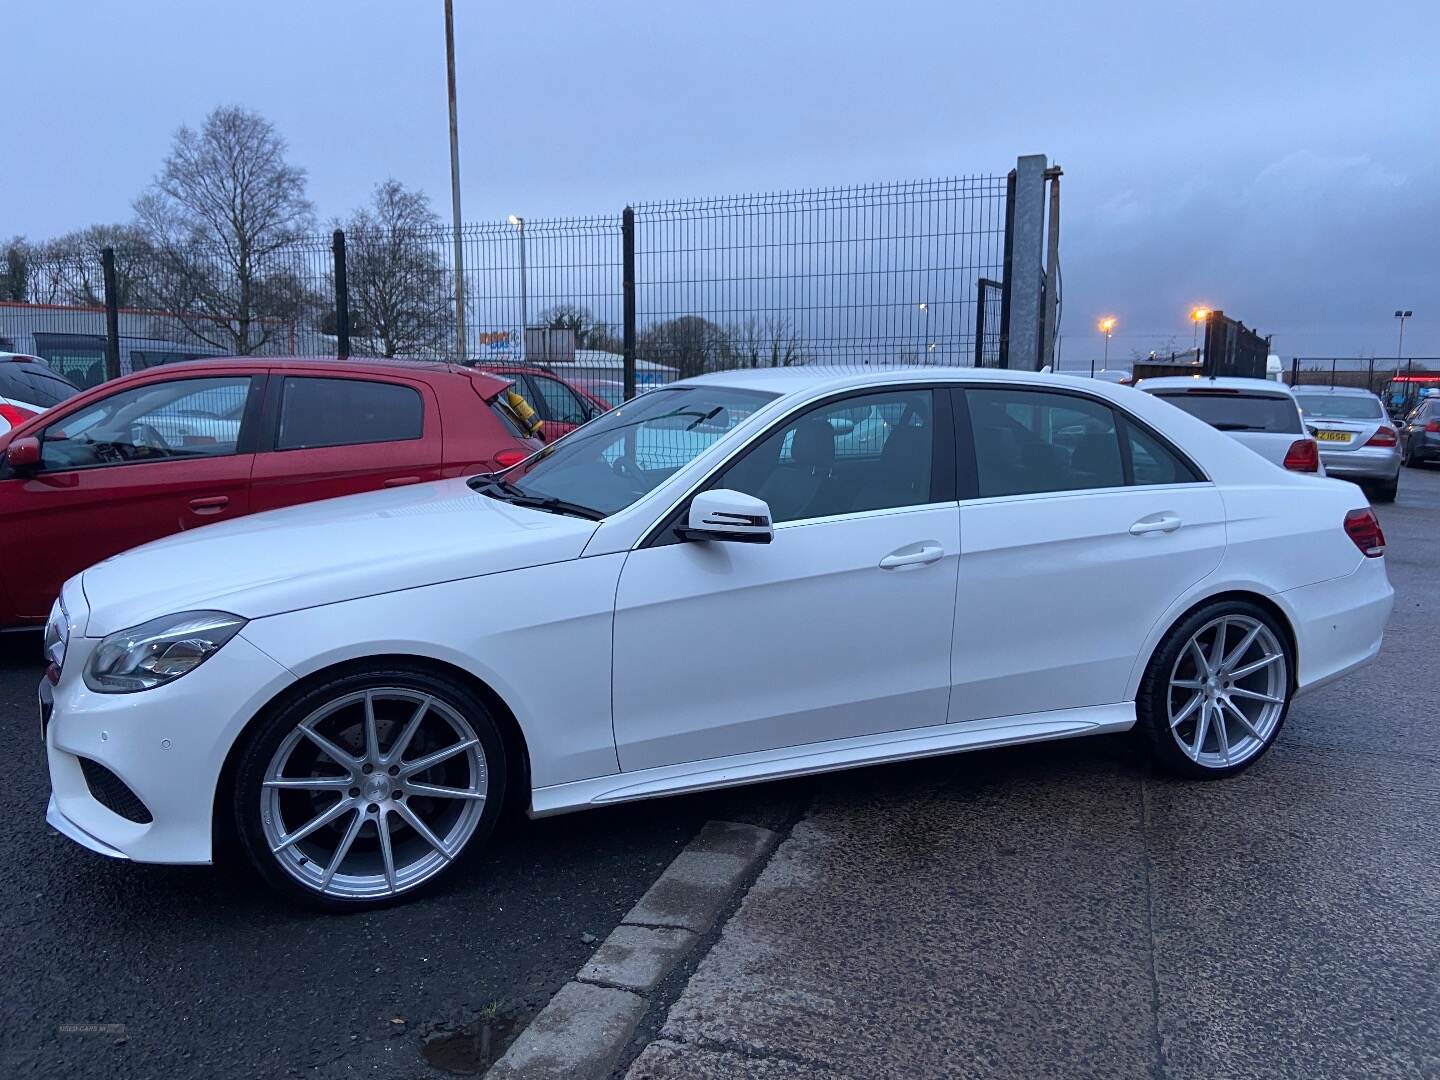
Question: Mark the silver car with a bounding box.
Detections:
[1293,386,1401,501]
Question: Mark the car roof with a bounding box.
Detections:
[1134,375,1297,396]
[121,355,514,395]
[1289,384,1377,397]
[680,364,1130,396]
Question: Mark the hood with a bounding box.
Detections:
[80,478,599,636]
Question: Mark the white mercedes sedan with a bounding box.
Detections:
[39,368,1394,908]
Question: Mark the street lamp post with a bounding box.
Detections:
[1096,316,1117,376]
[1395,309,1413,359]
[443,0,467,363]
[509,215,528,358]
[1189,306,1211,358]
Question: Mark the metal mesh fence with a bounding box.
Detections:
[1287,358,1440,415]
[0,174,1014,405]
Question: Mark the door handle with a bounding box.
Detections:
[384,475,422,488]
[188,495,229,514]
[879,542,945,570]
[1130,512,1181,536]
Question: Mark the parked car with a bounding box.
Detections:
[1400,391,1440,468]
[39,368,1393,908]
[479,365,609,442]
[1136,376,1322,474]
[0,353,81,434]
[0,356,540,628]
[1292,386,1401,501]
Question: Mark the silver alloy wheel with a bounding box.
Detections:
[1167,614,1288,770]
[261,688,488,900]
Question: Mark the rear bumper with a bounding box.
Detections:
[1280,557,1393,697]
[1318,445,1401,482]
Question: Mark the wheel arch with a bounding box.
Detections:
[1129,587,1300,701]
[210,653,533,862]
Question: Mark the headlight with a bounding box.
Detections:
[44,597,69,673]
[84,611,247,694]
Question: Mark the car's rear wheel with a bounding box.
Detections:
[1370,475,1398,503]
[1138,601,1293,779]
[233,665,506,910]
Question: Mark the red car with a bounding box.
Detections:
[480,365,611,442]
[0,356,540,628]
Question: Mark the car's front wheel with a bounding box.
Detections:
[233,665,506,910]
[1138,601,1293,779]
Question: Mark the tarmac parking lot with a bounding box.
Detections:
[3,465,1437,1080]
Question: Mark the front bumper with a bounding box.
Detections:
[1317,444,1401,483]
[45,629,296,865]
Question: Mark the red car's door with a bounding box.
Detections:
[0,373,261,620]
[248,373,444,512]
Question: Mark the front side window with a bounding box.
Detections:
[38,377,256,471]
[718,389,936,523]
[276,377,423,451]
[497,385,777,517]
[967,388,1123,497]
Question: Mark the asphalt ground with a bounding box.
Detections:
[624,465,1440,1080]
[4,466,1436,1080]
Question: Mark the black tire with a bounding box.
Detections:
[1370,475,1398,503]
[1137,599,1294,780]
[232,663,507,911]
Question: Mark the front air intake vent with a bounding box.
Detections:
[78,758,153,824]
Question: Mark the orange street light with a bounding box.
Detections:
[1189,306,1212,352]
[1096,317,1117,374]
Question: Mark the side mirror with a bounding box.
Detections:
[678,489,774,544]
[5,436,41,472]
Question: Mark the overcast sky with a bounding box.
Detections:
[8,0,1438,364]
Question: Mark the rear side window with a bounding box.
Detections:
[1152,390,1302,434]
[0,365,33,400]
[1126,422,1201,485]
[967,388,1124,497]
[277,377,423,451]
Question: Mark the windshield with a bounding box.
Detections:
[485,385,778,517]
[1152,390,1302,434]
[1295,394,1383,421]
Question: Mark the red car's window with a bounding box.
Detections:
[38,376,255,471]
[276,377,423,451]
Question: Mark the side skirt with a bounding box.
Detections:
[530,703,1135,817]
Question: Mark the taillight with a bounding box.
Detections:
[0,403,35,428]
[1364,427,1397,447]
[1282,438,1320,472]
[494,448,529,469]
[1426,420,1440,434]
[1343,508,1386,557]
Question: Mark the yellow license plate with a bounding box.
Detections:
[1316,430,1351,442]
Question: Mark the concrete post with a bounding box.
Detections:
[1006,154,1048,371]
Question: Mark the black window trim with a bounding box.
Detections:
[640,382,959,549]
[954,382,1209,500]
[267,374,427,453]
[27,373,267,476]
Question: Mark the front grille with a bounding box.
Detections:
[78,758,153,824]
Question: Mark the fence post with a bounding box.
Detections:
[622,206,636,400]
[1002,154,1048,371]
[1331,358,1337,387]
[973,279,989,367]
[331,229,351,358]
[1290,357,1299,386]
[1040,166,1062,369]
[997,172,1016,369]
[100,247,121,382]
[1367,356,1375,393]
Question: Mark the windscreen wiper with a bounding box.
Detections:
[468,476,604,520]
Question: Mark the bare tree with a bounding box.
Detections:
[0,237,30,302]
[639,315,733,378]
[135,105,315,354]
[341,181,451,358]
[732,315,806,368]
[27,225,154,308]
[539,303,621,352]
